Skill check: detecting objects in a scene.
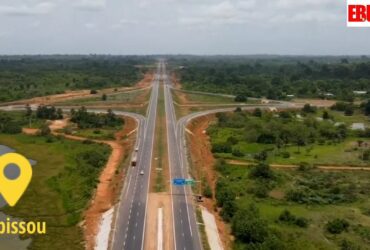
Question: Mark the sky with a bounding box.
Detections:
[0,0,369,55]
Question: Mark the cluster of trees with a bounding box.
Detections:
[0,55,148,102]
[174,56,370,101]
[0,112,24,134]
[331,100,370,117]
[36,105,63,120]
[209,110,349,157]
[70,107,123,129]
[214,161,286,248]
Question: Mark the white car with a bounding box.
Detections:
[140,170,144,175]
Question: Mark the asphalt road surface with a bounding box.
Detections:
[163,64,202,250]
[110,63,161,250]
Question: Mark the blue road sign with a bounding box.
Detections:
[173,178,186,186]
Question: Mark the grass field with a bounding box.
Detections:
[56,88,150,106]
[0,133,110,250]
[172,89,236,104]
[214,138,369,166]
[74,128,117,140]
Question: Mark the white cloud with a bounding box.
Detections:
[178,0,341,26]
[84,22,96,29]
[207,1,239,20]
[74,0,106,11]
[0,2,55,16]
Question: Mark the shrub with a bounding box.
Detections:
[235,94,247,102]
[39,123,51,136]
[294,217,308,228]
[253,184,269,198]
[232,148,244,157]
[249,163,274,180]
[302,104,317,113]
[344,106,354,116]
[2,122,22,134]
[90,89,98,94]
[253,108,262,117]
[340,239,359,250]
[281,151,290,158]
[326,219,349,234]
[278,210,308,228]
[234,107,242,112]
[254,151,268,161]
[212,143,232,153]
[203,184,213,198]
[278,210,295,222]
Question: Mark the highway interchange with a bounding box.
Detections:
[0,61,296,250]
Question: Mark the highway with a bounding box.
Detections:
[110,63,161,250]
[0,61,296,250]
[163,64,202,250]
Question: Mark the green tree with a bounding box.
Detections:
[364,100,370,116]
[249,163,274,179]
[326,219,349,234]
[322,111,330,120]
[253,108,262,117]
[39,123,51,136]
[25,104,32,117]
[232,204,269,244]
[234,94,247,102]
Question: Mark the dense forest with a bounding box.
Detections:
[0,55,152,102]
[171,56,370,101]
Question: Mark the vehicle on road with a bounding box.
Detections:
[140,170,144,175]
[131,154,137,167]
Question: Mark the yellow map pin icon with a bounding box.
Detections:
[0,153,32,207]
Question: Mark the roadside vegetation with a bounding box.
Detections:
[208,102,370,166]
[0,132,111,250]
[0,55,149,102]
[172,56,370,101]
[214,160,370,249]
[203,101,370,249]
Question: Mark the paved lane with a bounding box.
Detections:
[163,63,202,250]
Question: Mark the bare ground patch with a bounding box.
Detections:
[145,192,174,250]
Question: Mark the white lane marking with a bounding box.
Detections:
[158,208,163,250]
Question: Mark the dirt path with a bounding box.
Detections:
[227,160,370,171]
[46,117,138,250]
[292,98,336,108]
